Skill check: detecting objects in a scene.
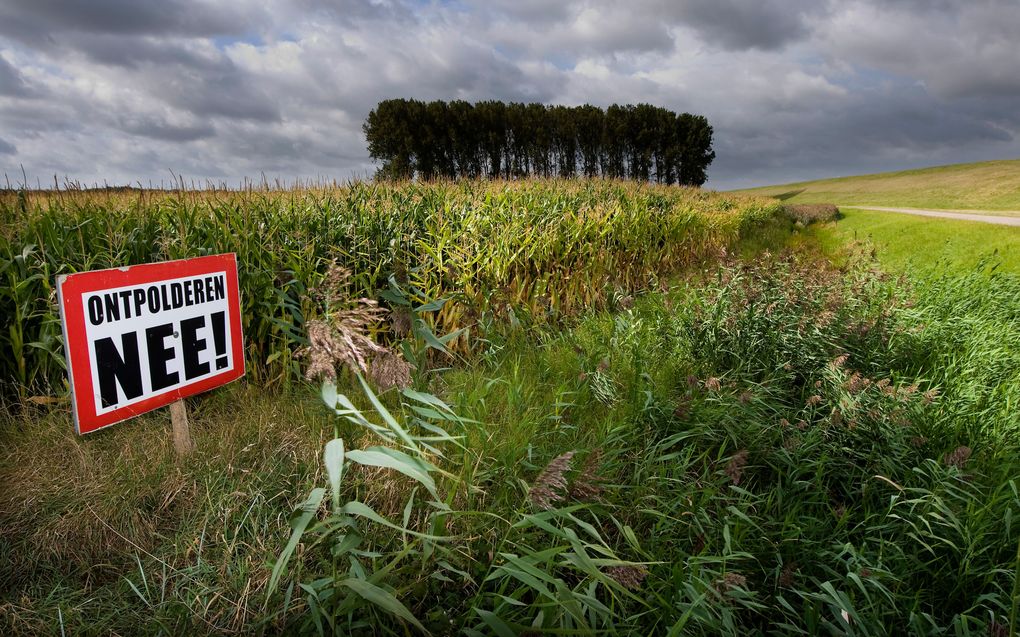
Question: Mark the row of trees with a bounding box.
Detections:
[363,100,715,185]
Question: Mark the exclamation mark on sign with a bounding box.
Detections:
[211,311,228,370]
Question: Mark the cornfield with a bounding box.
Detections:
[0,179,780,399]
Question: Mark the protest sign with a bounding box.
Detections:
[57,254,245,434]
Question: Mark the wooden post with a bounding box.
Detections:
[170,399,194,456]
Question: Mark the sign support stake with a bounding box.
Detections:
[170,399,194,456]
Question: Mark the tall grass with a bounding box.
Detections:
[257,250,1019,634]
[0,180,778,399]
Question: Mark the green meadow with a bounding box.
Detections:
[814,208,1020,274]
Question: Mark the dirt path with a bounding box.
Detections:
[841,205,1020,227]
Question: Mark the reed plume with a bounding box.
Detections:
[529,451,576,510]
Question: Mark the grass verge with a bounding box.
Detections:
[812,208,1020,274]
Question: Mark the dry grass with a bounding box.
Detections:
[0,385,334,633]
[784,203,840,224]
[0,412,191,572]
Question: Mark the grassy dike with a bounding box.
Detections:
[731,159,1020,211]
[2,206,1019,634]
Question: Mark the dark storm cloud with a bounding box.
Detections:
[835,90,1012,148]
[148,66,281,122]
[400,46,558,105]
[710,80,1018,189]
[477,0,815,56]
[667,0,820,51]
[0,55,31,96]
[0,0,1018,188]
[478,0,573,24]
[475,3,674,59]
[820,0,1020,99]
[119,115,216,142]
[222,126,368,169]
[64,33,236,70]
[291,0,419,25]
[14,32,281,123]
[0,0,259,41]
[0,101,75,136]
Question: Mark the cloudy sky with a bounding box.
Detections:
[1,0,1018,190]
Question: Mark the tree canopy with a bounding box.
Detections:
[363,100,715,185]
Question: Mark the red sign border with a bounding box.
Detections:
[57,253,245,435]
